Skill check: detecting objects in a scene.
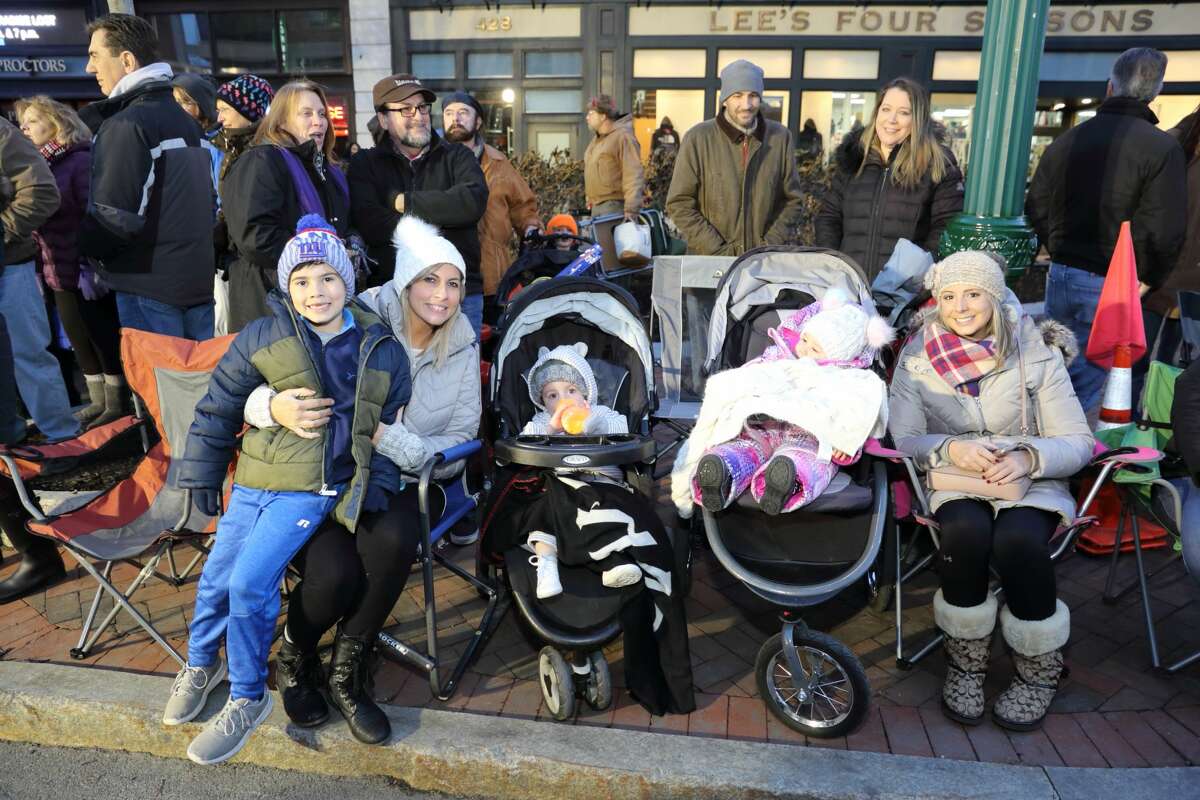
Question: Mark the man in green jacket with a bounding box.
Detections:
[666,59,803,256]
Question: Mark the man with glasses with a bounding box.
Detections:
[348,74,488,333]
[441,91,539,308]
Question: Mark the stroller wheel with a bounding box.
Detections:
[756,630,870,739]
[583,650,613,710]
[538,646,576,721]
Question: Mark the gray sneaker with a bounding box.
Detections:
[186,693,274,765]
[163,661,227,726]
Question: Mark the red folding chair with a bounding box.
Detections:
[22,329,234,666]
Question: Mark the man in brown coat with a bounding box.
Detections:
[442,91,540,300]
[666,60,803,256]
[584,95,644,269]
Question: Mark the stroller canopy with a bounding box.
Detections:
[491,277,653,437]
[704,247,874,374]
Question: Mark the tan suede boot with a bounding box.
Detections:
[992,600,1069,732]
[933,589,998,726]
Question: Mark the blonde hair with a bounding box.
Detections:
[398,263,463,368]
[14,95,91,147]
[859,77,949,191]
[254,80,337,163]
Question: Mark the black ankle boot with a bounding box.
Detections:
[327,629,390,744]
[0,542,66,604]
[275,637,329,727]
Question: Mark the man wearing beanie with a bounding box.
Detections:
[667,59,803,256]
[349,73,488,335]
[583,94,645,270]
[171,213,410,761]
[441,91,540,302]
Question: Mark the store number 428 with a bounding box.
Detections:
[476,16,512,32]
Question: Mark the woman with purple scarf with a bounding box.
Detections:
[889,251,1091,733]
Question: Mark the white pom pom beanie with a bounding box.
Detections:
[391,215,467,290]
[802,302,896,362]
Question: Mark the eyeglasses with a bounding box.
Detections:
[384,103,432,118]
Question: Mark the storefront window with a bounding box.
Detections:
[474,88,515,154]
[799,91,875,162]
[526,52,582,78]
[279,10,345,73]
[212,12,277,75]
[931,93,975,169]
[1164,52,1200,83]
[1152,95,1200,130]
[633,49,705,79]
[1040,52,1117,82]
[412,53,455,80]
[717,50,791,79]
[534,130,572,158]
[151,13,212,72]
[467,52,513,79]
[713,90,788,127]
[633,89,705,154]
[932,51,980,81]
[802,50,879,80]
[524,89,581,114]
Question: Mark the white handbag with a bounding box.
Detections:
[614,220,651,267]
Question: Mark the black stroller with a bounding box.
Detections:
[489,230,596,324]
[478,276,690,720]
[656,246,890,737]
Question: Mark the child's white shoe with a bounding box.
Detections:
[602,563,643,589]
[530,554,563,599]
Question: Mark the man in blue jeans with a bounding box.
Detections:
[0,118,79,443]
[80,14,215,340]
[1027,48,1186,413]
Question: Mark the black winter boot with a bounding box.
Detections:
[274,636,329,727]
[0,539,66,604]
[327,629,391,744]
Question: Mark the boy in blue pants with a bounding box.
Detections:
[164,215,410,765]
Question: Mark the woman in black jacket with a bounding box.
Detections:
[815,77,964,279]
[222,80,350,331]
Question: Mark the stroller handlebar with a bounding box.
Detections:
[494,434,656,469]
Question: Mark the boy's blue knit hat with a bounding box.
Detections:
[278,214,354,296]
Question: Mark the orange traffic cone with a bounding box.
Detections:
[1096,343,1134,430]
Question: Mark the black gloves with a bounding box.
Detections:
[192,488,222,517]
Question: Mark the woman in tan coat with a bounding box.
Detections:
[889,251,1091,732]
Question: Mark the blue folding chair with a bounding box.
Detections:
[374,440,503,700]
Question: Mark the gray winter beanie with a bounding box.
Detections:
[531,362,587,402]
[719,60,764,104]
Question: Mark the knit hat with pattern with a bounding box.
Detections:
[216,74,274,124]
[924,251,1008,303]
[277,214,354,295]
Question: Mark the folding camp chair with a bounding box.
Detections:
[374,439,504,701]
[22,329,233,666]
[873,438,1165,670]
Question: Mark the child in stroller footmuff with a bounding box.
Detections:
[687,290,893,515]
[521,342,643,598]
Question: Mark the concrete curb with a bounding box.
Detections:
[0,662,1195,799]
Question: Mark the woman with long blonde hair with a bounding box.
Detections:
[15,96,125,428]
[815,77,964,279]
[222,80,349,330]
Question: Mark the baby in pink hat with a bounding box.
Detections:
[692,289,894,515]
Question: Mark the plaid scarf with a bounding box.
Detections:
[924,323,996,397]
[38,139,69,163]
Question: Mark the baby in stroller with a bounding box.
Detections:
[522,342,644,598]
[686,290,893,515]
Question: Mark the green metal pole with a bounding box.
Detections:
[939,0,1050,279]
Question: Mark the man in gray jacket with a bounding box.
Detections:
[666,60,803,256]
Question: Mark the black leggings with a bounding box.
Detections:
[934,499,1059,621]
[53,289,122,376]
[286,488,439,650]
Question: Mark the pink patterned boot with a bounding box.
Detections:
[693,435,769,513]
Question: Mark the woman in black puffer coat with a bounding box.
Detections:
[815,77,964,280]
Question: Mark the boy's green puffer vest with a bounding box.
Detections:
[177,291,410,533]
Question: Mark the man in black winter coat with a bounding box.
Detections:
[348,74,488,336]
[80,14,215,340]
[1027,47,1186,413]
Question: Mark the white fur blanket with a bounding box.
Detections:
[670,360,889,518]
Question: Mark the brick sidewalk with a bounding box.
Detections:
[2,468,1199,769]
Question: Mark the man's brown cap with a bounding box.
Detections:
[373,73,436,109]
